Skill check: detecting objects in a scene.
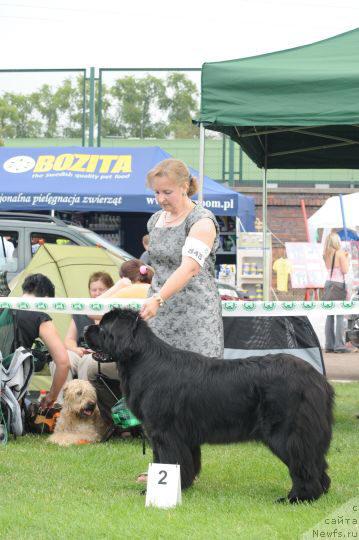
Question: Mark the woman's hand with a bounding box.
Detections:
[140,297,160,321]
[39,393,55,411]
[72,346,86,357]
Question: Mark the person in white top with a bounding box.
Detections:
[0,237,15,259]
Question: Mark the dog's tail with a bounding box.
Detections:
[286,377,334,499]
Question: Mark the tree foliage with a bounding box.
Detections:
[0,73,199,140]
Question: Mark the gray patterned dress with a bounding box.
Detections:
[147,204,224,358]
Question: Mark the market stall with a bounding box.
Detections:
[0,145,255,272]
[196,27,359,298]
[308,192,359,241]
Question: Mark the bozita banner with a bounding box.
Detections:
[0,146,254,225]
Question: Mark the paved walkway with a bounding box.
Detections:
[323,350,359,381]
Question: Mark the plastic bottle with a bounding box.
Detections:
[38,389,47,404]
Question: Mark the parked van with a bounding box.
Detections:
[0,212,132,281]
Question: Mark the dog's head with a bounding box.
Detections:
[85,308,141,362]
[62,380,98,419]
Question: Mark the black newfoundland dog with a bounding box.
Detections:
[85,308,334,503]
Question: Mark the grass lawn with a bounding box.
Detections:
[0,382,358,540]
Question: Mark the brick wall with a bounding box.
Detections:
[235,187,357,299]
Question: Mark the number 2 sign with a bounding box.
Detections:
[145,463,182,509]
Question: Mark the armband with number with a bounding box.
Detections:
[182,237,211,267]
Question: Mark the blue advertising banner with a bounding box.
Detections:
[0,146,254,229]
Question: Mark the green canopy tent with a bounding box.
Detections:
[9,244,123,391]
[196,27,359,298]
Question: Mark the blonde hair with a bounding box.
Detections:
[146,158,199,197]
[323,232,341,261]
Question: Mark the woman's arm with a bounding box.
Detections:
[141,218,216,320]
[39,321,70,408]
[86,278,132,321]
[339,250,350,275]
[97,277,132,298]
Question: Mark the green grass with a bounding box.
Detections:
[0,383,358,540]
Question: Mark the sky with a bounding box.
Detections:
[1,0,358,71]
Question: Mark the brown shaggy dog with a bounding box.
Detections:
[49,380,106,446]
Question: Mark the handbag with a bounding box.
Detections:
[322,254,347,301]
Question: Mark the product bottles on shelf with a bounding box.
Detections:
[88,213,121,231]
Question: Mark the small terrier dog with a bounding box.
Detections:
[49,380,106,446]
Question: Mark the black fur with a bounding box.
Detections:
[85,308,334,502]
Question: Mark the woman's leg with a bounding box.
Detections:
[334,315,346,351]
[67,350,82,377]
[76,353,95,380]
[87,361,121,425]
[325,316,335,351]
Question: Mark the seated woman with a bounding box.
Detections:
[65,271,114,376]
[100,259,153,299]
[50,272,114,396]
[87,260,153,427]
[17,273,70,410]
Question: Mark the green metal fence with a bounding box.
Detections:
[0,68,87,146]
[1,68,359,186]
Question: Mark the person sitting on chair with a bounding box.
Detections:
[17,273,70,410]
[52,272,115,401]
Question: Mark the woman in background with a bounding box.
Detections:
[18,273,70,410]
[55,272,114,387]
[323,232,350,353]
[99,259,153,299]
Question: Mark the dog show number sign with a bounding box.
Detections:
[145,464,182,509]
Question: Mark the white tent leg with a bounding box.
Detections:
[198,123,205,205]
[262,165,270,300]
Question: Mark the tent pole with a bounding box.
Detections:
[198,123,205,205]
[262,135,269,300]
[88,67,96,147]
[236,216,240,288]
[300,199,310,242]
[339,194,348,241]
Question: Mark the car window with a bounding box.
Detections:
[0,231,19,272]
[30,232,76,256]
[71,227,132,261]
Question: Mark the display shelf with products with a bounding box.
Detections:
[216,216,237,255]
[89,225,120,233]
[57,211,123,247]
[237,233,272,301]
[216,263,236,287]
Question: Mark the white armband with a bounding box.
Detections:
[182,237,211,267]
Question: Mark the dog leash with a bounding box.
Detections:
[96,366,146,455]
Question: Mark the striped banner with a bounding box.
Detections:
[0,297,358,317]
